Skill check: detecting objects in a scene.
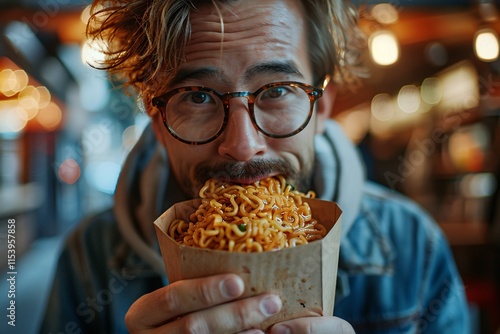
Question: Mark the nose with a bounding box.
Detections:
[217,98,267,161]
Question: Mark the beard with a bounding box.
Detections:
[179,158,314,198]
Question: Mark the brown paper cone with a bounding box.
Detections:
[154,198,342,330]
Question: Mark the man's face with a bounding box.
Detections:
[151,0,323,197]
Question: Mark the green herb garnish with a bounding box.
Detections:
[238,224,247,232]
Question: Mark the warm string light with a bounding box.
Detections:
[360,1,489,138]
[0,68,61,133]
[366,3,400,67]
[474,1,499,62]
[369,30,399,66]
[368,61,479,136]
[80,4,108,69]
[474,29,499,62]
[81,38,108,68]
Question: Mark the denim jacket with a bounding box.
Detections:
[40,120,469,333]
[334,183,469,333]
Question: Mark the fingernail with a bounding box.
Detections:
[221,276,243,298]
[260,295,282,316]
[272,325,291,334]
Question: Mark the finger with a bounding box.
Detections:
[168,293,282,334]
[269,316,355,334]
[125,273,244,330]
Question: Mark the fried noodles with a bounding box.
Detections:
[168,176,326,252]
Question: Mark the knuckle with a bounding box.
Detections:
[181,314,210,334]
[196,281,217,306]
[162,284,181,314]
[235,304,251,325]
[234,301,262,328]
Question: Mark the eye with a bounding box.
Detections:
[264,87,287,99]
[190,92,212,104]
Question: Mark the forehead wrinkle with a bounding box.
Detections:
[181,0,310,87]
[188,22,291,51]
[185,25,296,69]
[189,2,297,45]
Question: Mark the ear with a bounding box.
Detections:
[315,81,337,134]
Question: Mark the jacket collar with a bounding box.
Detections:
[313,120,365,238]
[313,121,396,301]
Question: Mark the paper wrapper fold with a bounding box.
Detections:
[154,198,342,330]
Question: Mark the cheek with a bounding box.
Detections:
[290,129,316,169]
[165,141,216,178]
[165,143,194,171]
[271,130,315,162]
[283,122,316,150]
[153,116,204,164]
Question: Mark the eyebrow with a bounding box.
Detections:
[243,60,304,82]
[170,67,228,87]
[169,60,304,88]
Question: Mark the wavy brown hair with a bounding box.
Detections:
[86,0,365,111]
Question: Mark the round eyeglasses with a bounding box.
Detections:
[151,81,324,145]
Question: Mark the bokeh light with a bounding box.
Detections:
[371,3,399,24]
[371,93,395,121]
[58,158,81,185]
[397,85,421,114]
[460,173,497,198]
[369,30,399,66]
[36,101,63,131]
[81,38,108,68]
[420,77,442,105]
[474,29,499,62]
[0,69,28,97]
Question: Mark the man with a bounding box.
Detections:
[40,0,470,333]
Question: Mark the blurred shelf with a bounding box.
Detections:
[439,222,489,246]
[0,183,41,217]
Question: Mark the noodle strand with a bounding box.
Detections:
[169,176,326,252]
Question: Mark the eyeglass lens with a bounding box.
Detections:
[163,84,312,143]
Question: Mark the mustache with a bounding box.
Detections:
[194,159,299,185]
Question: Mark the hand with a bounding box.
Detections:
[125,273,282,333]
[269,316,355,334]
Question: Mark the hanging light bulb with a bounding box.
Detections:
[369,30,400,66]
[474,28,499,62]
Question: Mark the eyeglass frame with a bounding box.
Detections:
[151,81,324,145]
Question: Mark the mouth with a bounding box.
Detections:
[195,160,296,188]
[223,173,280,185]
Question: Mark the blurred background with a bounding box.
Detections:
[0,0,499,333]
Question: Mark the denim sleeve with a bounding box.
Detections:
[417,226,470,333]
[334,184,470,333]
